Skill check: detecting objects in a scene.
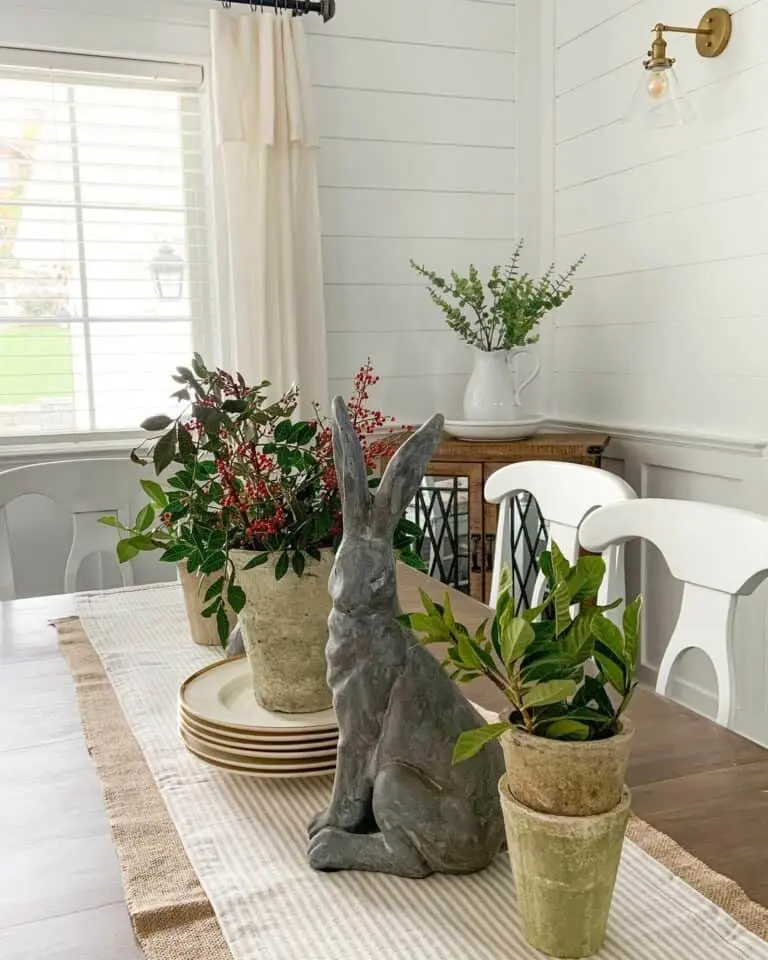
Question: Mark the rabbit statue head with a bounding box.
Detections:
[328,396,444,617]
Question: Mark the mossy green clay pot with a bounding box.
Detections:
[497,722,633,957]
[231,549,334,714]
[500,774,631,959]
[500,721,634,817]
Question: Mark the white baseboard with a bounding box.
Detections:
[668,682,719,720]
[638,664,718,722]
[639,663,766,746]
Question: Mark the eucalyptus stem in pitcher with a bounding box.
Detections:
[410,240,586,352]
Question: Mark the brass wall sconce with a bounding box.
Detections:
[627,7,733,127]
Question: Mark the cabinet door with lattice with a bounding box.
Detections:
[483,465,548,612]
[406,462,484,600]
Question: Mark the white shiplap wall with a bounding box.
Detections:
[315,2,517,421]
[0,0,518,424]
[543,0,768,743]
[0,0,518,597]
[551,0,767,439]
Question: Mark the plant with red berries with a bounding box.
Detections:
[103,355,424,642]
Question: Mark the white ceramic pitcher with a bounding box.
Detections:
[463,348,541,422]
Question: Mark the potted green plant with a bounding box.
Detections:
[411,241,585,422]
[105,356,425,713]
[401,544,641,958]
[98,362,292,647]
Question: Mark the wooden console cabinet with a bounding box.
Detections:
[407,432,610,604]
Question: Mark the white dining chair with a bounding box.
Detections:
[485,461,637,611]
[580,498,768,727]
[0,458,143,600]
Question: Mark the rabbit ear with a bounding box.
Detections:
[331,396,371,532]
[372,414,444,536]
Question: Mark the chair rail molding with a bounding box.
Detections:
[549,418,768,458]
[0,436,140,467]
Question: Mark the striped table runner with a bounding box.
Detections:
[76,584,768,960]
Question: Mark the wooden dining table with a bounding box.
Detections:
[2,568,768,959]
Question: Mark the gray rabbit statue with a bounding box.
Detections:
[306,398,505,879]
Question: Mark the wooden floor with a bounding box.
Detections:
[399,568,768,908]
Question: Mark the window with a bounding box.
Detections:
[0,51,209,438]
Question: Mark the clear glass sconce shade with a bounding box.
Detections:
[625,64,695,127]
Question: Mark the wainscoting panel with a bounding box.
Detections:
[601,433,768,745]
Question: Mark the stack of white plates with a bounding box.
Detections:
[179,656,338,779]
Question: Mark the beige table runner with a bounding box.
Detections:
[65,584,768,960]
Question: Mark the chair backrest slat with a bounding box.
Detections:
[580,498,768,727]
[485,461,637,611]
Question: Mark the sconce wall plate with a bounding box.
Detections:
[696,7,732,57]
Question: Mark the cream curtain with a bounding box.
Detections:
[210,9,328,415]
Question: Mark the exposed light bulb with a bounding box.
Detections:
[647,70,668,100]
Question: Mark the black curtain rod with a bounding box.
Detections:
[220,0,335,21]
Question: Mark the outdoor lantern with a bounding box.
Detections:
[150,242,185,301]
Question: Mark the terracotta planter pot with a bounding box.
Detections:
[500,720,634,816]
[231,549,333,714]
[178,561,235,647]
[499,774,630,959]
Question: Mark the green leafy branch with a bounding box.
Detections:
[101,354,426,644]
[410,240,586,352]
[400,542,642,763]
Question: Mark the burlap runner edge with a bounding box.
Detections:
[56,617,233,960]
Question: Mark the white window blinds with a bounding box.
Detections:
[0,51,209,437]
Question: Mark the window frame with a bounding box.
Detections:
[0,46,216,452]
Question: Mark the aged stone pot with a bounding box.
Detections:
[500,719,634,816]
[500,774,631,959]
[178,561,235,647]
[231,549,333,714]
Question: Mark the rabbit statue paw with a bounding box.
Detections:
[307,799,375,839]
[306,398,505,880]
